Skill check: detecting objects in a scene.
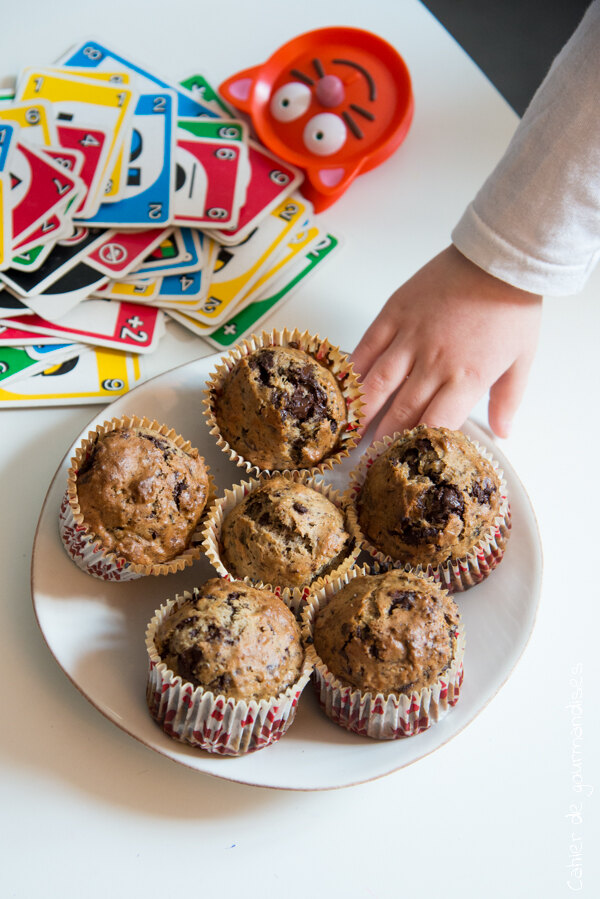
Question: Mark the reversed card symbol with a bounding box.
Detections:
[40,358,79,378]
[99,243,128,265]
[127,129,143,187]
[102,377,125,391]
[0,362,8,374]
[10,172,22,190]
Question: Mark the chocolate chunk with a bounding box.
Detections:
[388,590,417,612]
[471,477,495,505]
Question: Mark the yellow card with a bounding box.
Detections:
[98,279,161,301]
[196,195,309,324]
[0,100,56,145]
[0,346,141,406]
[17,70,135,206]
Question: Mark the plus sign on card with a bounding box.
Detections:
[5,299,165,353]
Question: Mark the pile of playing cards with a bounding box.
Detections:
[0,39,339,407]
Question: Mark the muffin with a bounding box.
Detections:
[214,344,347,470]
[204,328,365,475]
[146,578,313,754]
[155,578,304,701]
[60,416,212,580]
[304,567,465,739]
[348,425,510,590]
[217,474,356,590]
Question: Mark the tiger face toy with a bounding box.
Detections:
[219,27,413,211]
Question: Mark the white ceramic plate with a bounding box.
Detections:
[32,354,542,790]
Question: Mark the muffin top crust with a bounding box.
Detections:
[215,344,347,470]
[76,427,210,566]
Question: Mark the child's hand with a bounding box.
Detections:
[351,245,543,442]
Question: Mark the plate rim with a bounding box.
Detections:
[30,354,543,791]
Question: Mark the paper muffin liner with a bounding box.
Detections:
[201,470,361,616]
[145,591,314,755]
[59,414,215,582]
[203,327,365,477]
[344,430,511,593]
[301,564,466,740]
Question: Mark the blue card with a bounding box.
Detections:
[58,39,219,119]
[156,268,206,300]
[78,92,176,226]
[132,227,205,277]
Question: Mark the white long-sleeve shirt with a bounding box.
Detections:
[452,0,600,296]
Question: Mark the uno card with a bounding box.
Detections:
[0,341,83,386]
[1,226,107,296]
[172,233,341,349]
[0,288,30,319]
[0,343,142,406]
[185,193,309,325]
[0,123,17,269]
[180,74,235,117]
[0,320,70,345]
[8,140,82,246]
[204,141,303,246]
[126,227,205,278]
[6,299,164,352]
[80,92,176,227]
[9,242,55,272]
[0,99,57,146]
[153,268,208,304]
[55,122,112,218]
[98,278,161,302]
[16,69,136,209]
[58,39,218,119]
[239,217,320,306]
[83,227,172,278]
[173,128,247,228]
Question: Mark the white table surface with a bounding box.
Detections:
[1,1,598,896]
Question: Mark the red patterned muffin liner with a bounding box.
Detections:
[201,470,361,615]
[59,414,215,581]
[344,431,511,593]
[302,566,466,740]
[203,327,365,477]
[145,592,314,756]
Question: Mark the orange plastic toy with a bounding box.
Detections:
[219,27,414,212]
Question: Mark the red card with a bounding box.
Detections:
[4,300,165,353]
[84,227,173,277]
[11,141,80,244]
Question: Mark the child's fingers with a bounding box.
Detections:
[487,356,533,438]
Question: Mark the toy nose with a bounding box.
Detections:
[315,74,345,107]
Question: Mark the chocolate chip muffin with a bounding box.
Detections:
[357,426,505,568]
[154,578,304,702]
[215,344,347,470]
[220,475,354,589]
[312,569,461,696]
[76,426,210,566]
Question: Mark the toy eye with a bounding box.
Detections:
[302,113,346,156]
[270,82,312,122]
